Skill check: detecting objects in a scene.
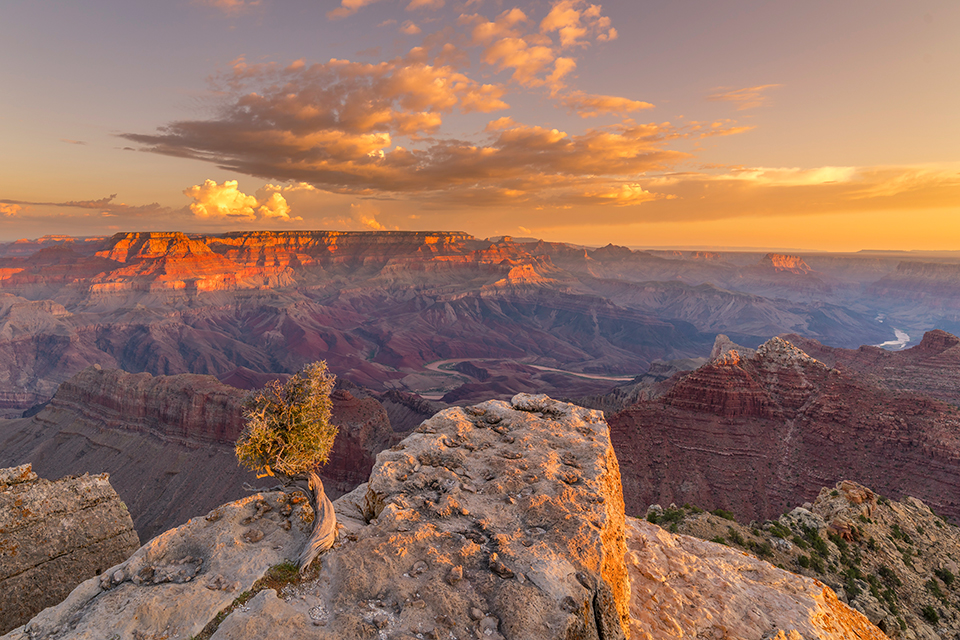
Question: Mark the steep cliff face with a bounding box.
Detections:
[0,465,139,634]
[0,367,403,540]
[608,335,960,524]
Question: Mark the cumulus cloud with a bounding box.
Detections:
[184,179,299,221]
[540,0,616,48]
[0,203,23,217]
[400,20,421,35]
[708,84,782,110]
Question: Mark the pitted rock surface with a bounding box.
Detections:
[0,465,139,635]
[1,491,311,640]
[212,393,629,640]
[626,517,889,640]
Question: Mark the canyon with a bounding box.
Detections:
[4,230,958,417]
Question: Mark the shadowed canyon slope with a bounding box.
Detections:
[607,334,960,524]
[0,230,935,415]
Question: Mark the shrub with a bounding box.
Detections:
[798,555,810,568]
[235,362,338,479]
[935,567,956,588]
[712,508,736,521]
[921,604,939,624]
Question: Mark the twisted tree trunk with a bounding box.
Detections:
[297,470,337,573]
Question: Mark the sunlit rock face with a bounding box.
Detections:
[0,367,402,540]
[0,465,139,635]
[608,334,960,524]
[625,517,889,640]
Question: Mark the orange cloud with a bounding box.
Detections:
[562,91,654,117]
[400,21,421,35]
[184,180,299,221]
[328,0,384,20]
[461,8,528,44]
[708,84,782,110]
[540,0,616,48]
[482,37,557,86]
[0,203,22,217]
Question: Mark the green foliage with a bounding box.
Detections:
[791,535,809,550]
[921,604,939,624]
[927,579,948,602]
[935,567,956,588]
[890,523,913,545]
[798,555,811,568]
[711,508,736,521]
[649,506,686,527]
[748,540,773,558]
[877,565,902,587]
[830,489,840,497]
[710,536,727,545]
[727,527,746,546]
[768,522,791,539]
[235,362,338,479]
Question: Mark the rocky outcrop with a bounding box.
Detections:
[0,465,139,634]
[660,480,960,639]
[608,335,960,524]
[5,394,630,640]
[0,367,403,540]
[626,517,888,640]
[5,397,891,640]
[1,490,312,640]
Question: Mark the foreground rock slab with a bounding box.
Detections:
[626,517,889,640]
[0,465,139,635]
[1,491,311,640]
[212,393,629,640]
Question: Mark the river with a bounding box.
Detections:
[875,328,910,350]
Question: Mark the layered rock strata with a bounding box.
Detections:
[609,335,960,523]
[0,465,139,634]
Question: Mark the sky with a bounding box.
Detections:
[1,0,958,251]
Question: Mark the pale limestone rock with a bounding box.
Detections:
[0,466,139,635]
[212,393,629,640]
[1,491,311,640]
[626,518,889,640]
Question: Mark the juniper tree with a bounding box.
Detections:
[235,361,339,572]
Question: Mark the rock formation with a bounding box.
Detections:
[0,464,139,634]
[626,517,887,640]
[3,396,889,640]
[658,479,960,639]
[608,335,960,524]
[787,329,960,406]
